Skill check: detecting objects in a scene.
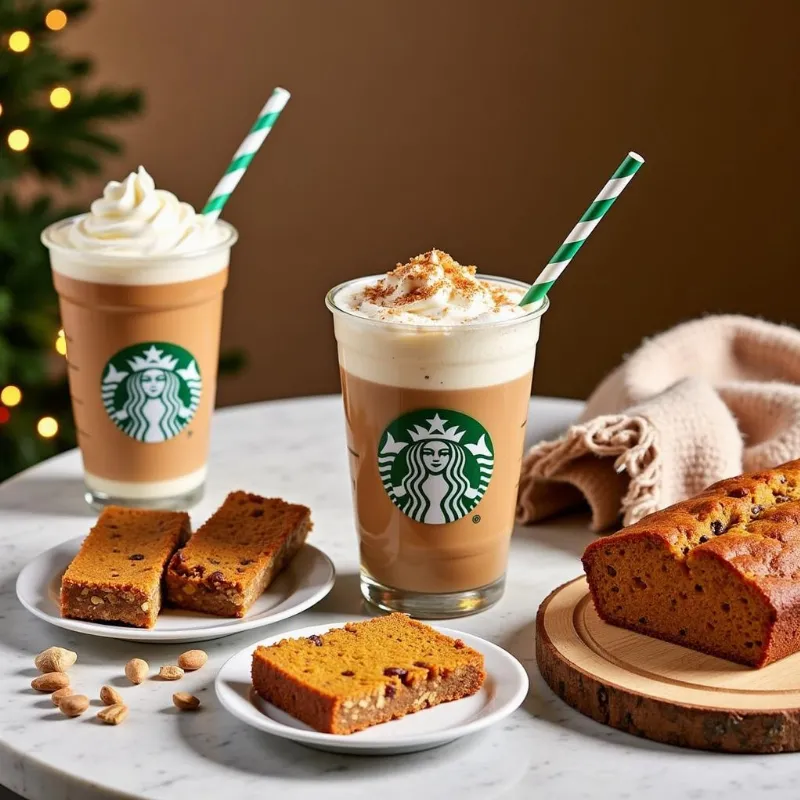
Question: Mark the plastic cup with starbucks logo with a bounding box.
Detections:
[326,250,548,618]
[41,168,237,510]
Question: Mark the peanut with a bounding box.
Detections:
[51,686,74,707]
[99,685,124,706]
[97,704,128,725]
[31,672,70,693]
[124,658,149,685]
[158,665,184,681]
[172,692,200,711]
[177,649,207,671]
[58,694,89,717]
[34,646,77,674]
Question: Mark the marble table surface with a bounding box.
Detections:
[1,395,799,800]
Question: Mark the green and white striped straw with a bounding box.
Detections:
[201,87,291,220]
[519,151,644,306]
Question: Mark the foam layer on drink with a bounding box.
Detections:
[42,167,236,285]
[329,252,546,390]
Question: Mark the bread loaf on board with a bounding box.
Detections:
[582,459,800,667]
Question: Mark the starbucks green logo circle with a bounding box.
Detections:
[378,409,494,524]
[101,342,201,443]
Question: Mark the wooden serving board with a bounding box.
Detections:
[537,577,800,753]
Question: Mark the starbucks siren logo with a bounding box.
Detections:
[378,409,494,524]
[101,342,202,443]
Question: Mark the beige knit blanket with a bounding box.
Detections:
[517,316,800,531]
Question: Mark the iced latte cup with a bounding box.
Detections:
[42,167,237,509]
[327,250,548,617]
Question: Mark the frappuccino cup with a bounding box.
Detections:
[42,167,237,509]
[327,250,548,618]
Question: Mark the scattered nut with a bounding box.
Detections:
[34,646,77,674]
[182,584,196,595]
[100,685,124,706]
[177,650,207,671]
[90,596,104,605]
[51,686,74,707]
[172,692,201,711]
[58,694,89,717]
[97,704,128,725]
[158,665,184,681]
[31,672,70,693]
[140,602,150,613]
[124,658,149,685]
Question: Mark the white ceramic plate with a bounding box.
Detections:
[215,621,529,755]
[16,537,335,643]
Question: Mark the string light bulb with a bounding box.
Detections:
[0,385,22,407]
[55,329,67,356]
[50,86,71,109]
[37,416,59,438]
[8,129,30,151]
[8,31,31,52]
[45,9,68,30]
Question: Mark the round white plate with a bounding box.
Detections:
[215,621,529,755]
[16,538,335,643]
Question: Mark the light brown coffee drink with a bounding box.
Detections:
[52,270,227,500]
[342,372,532,594]
[42,167,237,509]
[327,250,548,618]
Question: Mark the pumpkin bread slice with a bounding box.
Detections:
[251,613,485,734]
[165,491,311,618]
[61,506,189,628]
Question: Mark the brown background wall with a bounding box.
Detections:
[62,0,799,406]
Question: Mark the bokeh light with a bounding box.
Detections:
[55,330,67,355]
[0,408,10,425]
[8,129,30,151]
[0,103,4,117]
[37,416,59,438]
[49,86,72,109]
[0,385,22,407]
[8,31,31,52]
[45,9,68,31]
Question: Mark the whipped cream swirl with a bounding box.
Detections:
[61,167,223,256]
[337,250,529,325]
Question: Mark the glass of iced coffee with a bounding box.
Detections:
[42,167,237,510]
[327,250,548,618]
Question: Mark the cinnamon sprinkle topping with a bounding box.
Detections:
[339,249,529,324]
[362,249,496,308]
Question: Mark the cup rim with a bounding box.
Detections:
[325,274,549,331]
[40,215,239,263]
